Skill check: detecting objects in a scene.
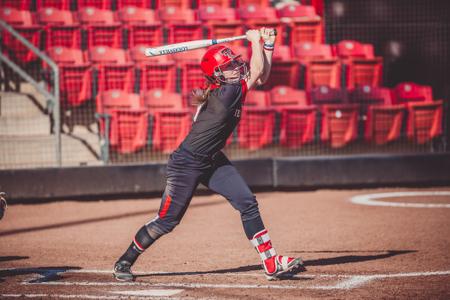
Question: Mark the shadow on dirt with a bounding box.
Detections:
[0,256,29,263]
[297,250,417,266]
[0,201,223,237]
[0,266,82,283]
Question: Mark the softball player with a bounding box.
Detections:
[113,28,304,281]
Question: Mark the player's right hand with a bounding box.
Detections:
[246,29,261,43]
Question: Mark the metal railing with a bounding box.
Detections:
[0,20,61,167]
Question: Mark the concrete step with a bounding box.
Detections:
[0,114,51,135]
[0,134,102,169]
[0,91,47,118]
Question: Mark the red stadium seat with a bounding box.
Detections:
[47,46,87,65]
[127,24,163,48]
[0,0,32,10]
[2,25,42,63]
[158,6,198,23]
[245,90,269,107]
[86,25,123,48]
[142,90,191,153]
[197,0,231,8]
[309,85,346,106]
[279,107,317,148]
[36,0,71,10]
[88,46,134,94]
[276,4,320,21]
[47,47,93,107]
[116,0,152,9]
[180,62,206,101]
[406,101,443,144]
[293,42,333,61]
[348,85,405,145]
[109,109,149,153]
[392,82,433,104]
[294,42,339,90]
[154,0,191,9]
[117,7,159,25]
[335,40,382,88]
[158,7,203,44]
[149,110,192,153]
[59,65,93,107]
[304,60,341,90]
[45,25,82,49]
[198,5,238,22]
[205,23,244,47]
[167,23,203,44]
[198,4,242,46]
[142,89,185,110]
[348,85,393,106]
[77,0,111,9]
[392,83,443,144]
[335,40,375,59]
[96,91,148,154]
[88,46,130,65]
[236,0,270,7]
[289,19,323,45]
[268,87,316,149]
[238,5,278,22]
[269,86,309,110]
[97,90,142,113]
[78,7,118,25]
[320,104,359,148]
[1,7,34,26]
[97,64,136,93]
[37,8,80,49]
[140,61,177,92]
[238,107,276,150]
[365,105,405,145]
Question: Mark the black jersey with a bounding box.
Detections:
[182,80,248,155]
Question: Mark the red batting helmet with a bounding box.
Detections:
[200,45,248,83]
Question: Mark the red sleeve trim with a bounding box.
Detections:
[241,79,248,104]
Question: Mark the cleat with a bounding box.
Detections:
[113,260,135,282]
[264,255,305,280]
[250,229,306,281]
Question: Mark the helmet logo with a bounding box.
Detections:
[221,48,235,59]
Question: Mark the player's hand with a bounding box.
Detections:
[260,27,276,44]
[246,29,261,43]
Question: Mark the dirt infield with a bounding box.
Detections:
[1,187,449,299]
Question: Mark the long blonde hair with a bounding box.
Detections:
[191,77,216,105]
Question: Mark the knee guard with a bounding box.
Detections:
[145,216,179,240]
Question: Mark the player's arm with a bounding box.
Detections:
[245,30,264,90]
[256,28,276,86]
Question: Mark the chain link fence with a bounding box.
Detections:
[0,0,448,170]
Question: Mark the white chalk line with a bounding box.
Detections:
[0,294,196,300]
[350,191,450,208]
[15,269,450,291]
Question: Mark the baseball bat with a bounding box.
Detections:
[144,36,246,57]
[144,29,277,57]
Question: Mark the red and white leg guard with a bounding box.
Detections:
[251,229,304,280]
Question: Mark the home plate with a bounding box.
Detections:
[112,289,184,297]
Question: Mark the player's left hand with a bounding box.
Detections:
[260,27,276,44]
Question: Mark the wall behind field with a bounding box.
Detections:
[324,0,450,99]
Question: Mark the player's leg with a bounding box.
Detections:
[114,150,203,281]
[202,152,305,280]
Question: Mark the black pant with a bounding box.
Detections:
[146,145,262,240]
